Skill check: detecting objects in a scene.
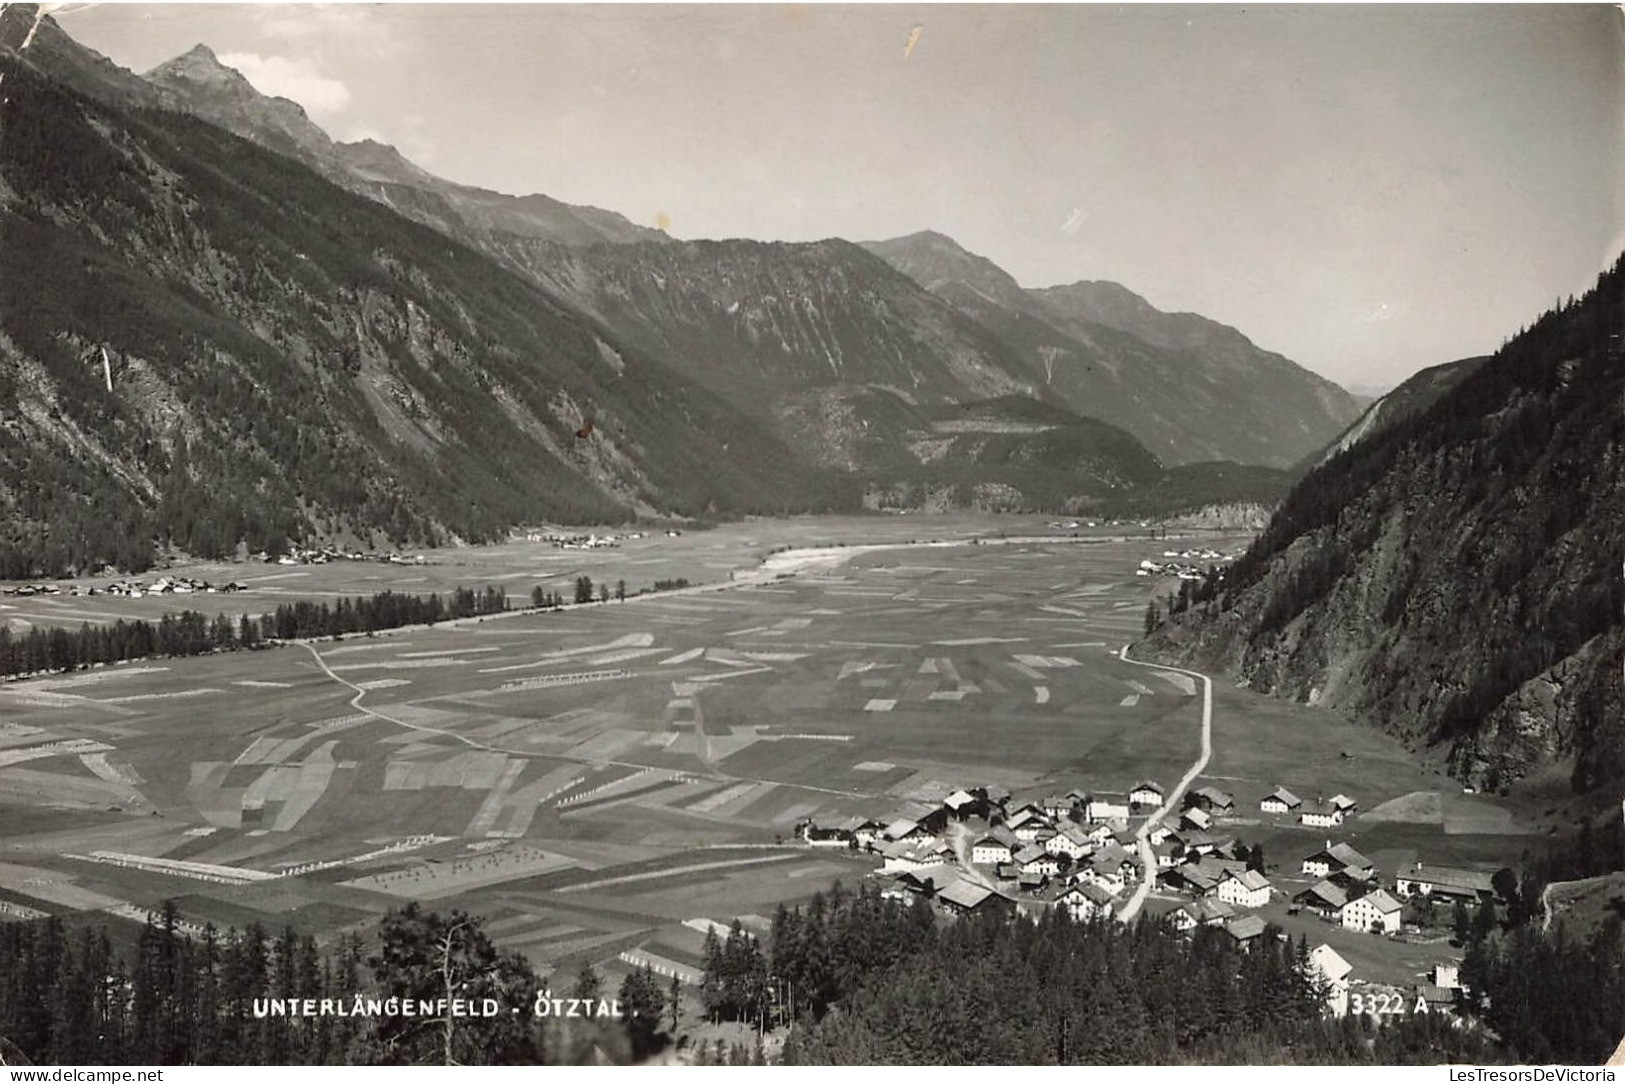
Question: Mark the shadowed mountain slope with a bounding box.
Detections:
[1143,255,1625,794]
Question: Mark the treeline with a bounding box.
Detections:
[0,901,668,1065]
[1144,566,1227,634]
[1460,904,1624,1063]
[259,586,510,641]
[698,882,1505,1065]
[0,569,714,680]
[0,585,510,680]
[1477,815,1625,931]
[1440,817,1625,1063]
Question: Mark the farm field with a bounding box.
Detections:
[0,517,1543,990]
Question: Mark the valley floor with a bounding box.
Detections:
[0,515,1546,1001]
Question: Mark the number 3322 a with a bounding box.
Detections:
[1350,992,1428,1015]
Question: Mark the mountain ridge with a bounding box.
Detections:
[127,30,1358,475]
[138,36,667,249]
[1300,354,1490,472]
[859,231,1363,469]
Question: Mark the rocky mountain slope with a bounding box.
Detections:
[494,235,1049,462]
[863,232,1363,469]
[0,30,850,576]
[500,239,1276,514]
[1144,257,1625,794]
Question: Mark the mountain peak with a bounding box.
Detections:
[147,43,244,86]
[894,228,969,250]
[1041,279,1159,317]
[145,42,333,161]
[860,230,1026,307]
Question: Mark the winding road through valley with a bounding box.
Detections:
[1113,644,1214,923]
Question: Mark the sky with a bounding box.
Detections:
[59,3,1624,391]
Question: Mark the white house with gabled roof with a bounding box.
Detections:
[1045,824,1092,860]
[1341,888,1403,934]
[1216,868,1273,909]
[1308,943,1353,1015]
[1302,842,1374,879]
[1300,800,1345,829]
[1129,781,1165,810]
[1260,786,1302,815]
[1060,881,1117,922]
[1085,795,1130,823]
[971,836,1014,866]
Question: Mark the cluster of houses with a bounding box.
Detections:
[2,576,249,599]
[1259,786,1360,828]
[91,575,247,598]
[1136,559,1208,580]
[1289,846,1497,935]
[805,776,1494,940]
[803,779,1271,932]
[1135,547,1234,580]
[521,528,678,549]
[263,547,427,566]
[799,777,1491,1023]
[523,530,634,550]
[0,582,66,597]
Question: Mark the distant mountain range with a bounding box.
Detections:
[1,7,1367,575]
[862,231,1362,468]
[1146,257,1624,796]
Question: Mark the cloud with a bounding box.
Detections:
[253,5,374,42]
[249,4,405,60]
[1061,207,1089,235]
[216,52,352,118]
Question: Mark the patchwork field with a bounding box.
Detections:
[0,516,1542,988]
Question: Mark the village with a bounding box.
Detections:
[519,528,682,550]
[797,778,1496,1022]
[263,546,429,566]
[1135,547,1231,580]
[2,574,247,598]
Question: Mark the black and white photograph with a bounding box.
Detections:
[0,1,1620,1070]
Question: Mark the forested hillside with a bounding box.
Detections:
[693,879,1617,1065]
[1301,355,1489,472]
[1146,255,1625,794]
